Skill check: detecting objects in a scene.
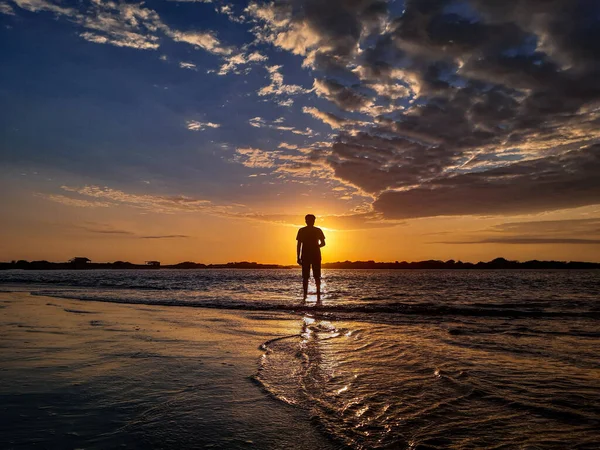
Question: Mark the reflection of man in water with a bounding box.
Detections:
[296,214,326,302]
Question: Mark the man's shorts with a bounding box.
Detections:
[302,258,321,280]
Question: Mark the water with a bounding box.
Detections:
[2,269,600,448]
[1,269,599,316]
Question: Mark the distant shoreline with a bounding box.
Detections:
[1,257,599,270]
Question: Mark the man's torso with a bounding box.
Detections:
[297,226,324,261]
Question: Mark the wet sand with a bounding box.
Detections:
[0,292,337,449]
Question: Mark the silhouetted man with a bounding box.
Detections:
[296,214,326,302]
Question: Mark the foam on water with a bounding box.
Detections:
[255,313,600,449]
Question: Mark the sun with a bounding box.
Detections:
[319,227,342,262]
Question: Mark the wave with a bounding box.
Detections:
[29,289,600,319]
[253,320,600,449]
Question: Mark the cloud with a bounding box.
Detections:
[313,78,373,113]
[247,0,600,219]
[218,51,267,75]
[493,218,600,236]
[76,0,164,50]
[179,61,197,70]
[168,29,232,55]
[278,142,298,150]
[291,127,316,137]
[71,222,190,239]
[257,65,309,97]
[302,106,348,129]
[41,194,112,208]
[140,234,189,239]
[374,144,600,219]
[437,217,600,245]
[186,120,220,131]
[248,116,267,128]
[12,0,74,16]
[0,2,15,15]
[73,223,135,235]
[441,238,600,245]
[16,0,600,223]
[248,116,316,136]
[58,185,234,214]
[234,144,333,179]
[235,147,276,168]
[11,0,236,57]
[276,98,294,107]
[44,184,381,228]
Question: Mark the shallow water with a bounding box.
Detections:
[0,293,337,450]
[2,269,600,448]
[256,313,600,448]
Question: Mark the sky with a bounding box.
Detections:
[1,0,600,264]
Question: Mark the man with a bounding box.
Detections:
[296,214,326,302]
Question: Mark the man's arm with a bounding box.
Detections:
[319,229,326,247]
[297,241,302,265]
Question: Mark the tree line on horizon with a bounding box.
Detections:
[0,257,598,270]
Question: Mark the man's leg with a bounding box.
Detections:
[302,262,310,300]
[313,261,322,304]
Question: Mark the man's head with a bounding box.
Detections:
[305,214,316,226]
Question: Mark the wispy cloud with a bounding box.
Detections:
[12,0,74,16]
[302,107,348,129]
[234,145,334,182]
[248,116,267,128]
[42,184,379,230]
[186,120,220,131]
[73,223,135,235]
[10,0,235,58]
[0,1,15,15]
[58,185,229,214]
[235,147,276,168]
[71,222,189,239]
[257,65,309,104]
[179,61,197,70]
[41,194,112,208]
[168,29,232,55]
[218,51,267,75]
[248,116,316,136]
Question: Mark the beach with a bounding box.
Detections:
[0,291,337,449]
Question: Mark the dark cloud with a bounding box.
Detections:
[251,0,600,218]
[329,132,457,192]
[140,235,190,239]
[313,78,372,112]
[74,223,135,235]
[374,144,600,219]
[435,217,600,245]
[73,222,190,239]
[440,238,600,245]
[491,218,600,236]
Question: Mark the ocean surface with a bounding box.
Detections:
[2,269,600,449]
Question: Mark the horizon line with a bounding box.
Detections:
[3,257,600,266]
